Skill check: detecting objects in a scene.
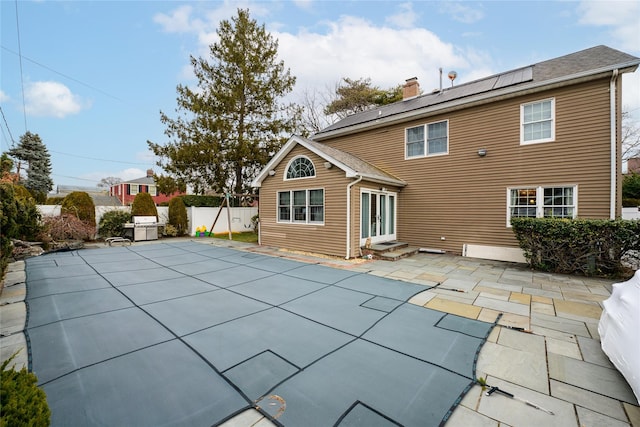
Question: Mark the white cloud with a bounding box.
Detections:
[576,1,640,119]
[439,2,484,24]
[386,2,418,29]
[156,4,493,102]
[0,90,9,103]
[153,5,199,33]
[577,1,640,52]
[24,81,88,118]
[622,73,640,121]
[82,168,146,184]
[292,0,313,11]
[274,15,489,95]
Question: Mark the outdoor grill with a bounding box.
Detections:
[124,216,161,241]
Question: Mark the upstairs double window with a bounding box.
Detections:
[405,120,448,159]
[521,98,555,144]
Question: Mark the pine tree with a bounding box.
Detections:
[324,77,403,119]
[8,132,53,200]
[148,8,300,195]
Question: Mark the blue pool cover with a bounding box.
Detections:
[24,241,496,426]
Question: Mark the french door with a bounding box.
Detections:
[360,190,396,245]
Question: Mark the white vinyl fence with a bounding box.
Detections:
[622,207,640,220]
[37,205,258,237]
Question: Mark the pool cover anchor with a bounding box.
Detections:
[485,386,555,416]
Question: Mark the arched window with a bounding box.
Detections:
[286,156,315,179]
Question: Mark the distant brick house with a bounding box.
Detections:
[628,158,640,174]
[252,46,640,263]
[110,169,184,205]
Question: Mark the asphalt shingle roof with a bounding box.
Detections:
[315,45,640,137]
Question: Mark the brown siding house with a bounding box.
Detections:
[252,46,640,262]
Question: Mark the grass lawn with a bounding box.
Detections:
[210,232,258,243]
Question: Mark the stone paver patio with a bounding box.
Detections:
[1,238,639,426]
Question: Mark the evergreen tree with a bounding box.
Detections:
[148,8,300,195]
[324,78,403,119]
[8,132,53,200]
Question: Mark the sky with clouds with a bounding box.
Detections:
[1,1,639,189]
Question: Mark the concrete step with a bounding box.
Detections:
[378,246,420,261]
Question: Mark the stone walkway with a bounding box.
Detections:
[1,239,639,426]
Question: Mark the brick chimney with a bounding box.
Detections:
[403,77,420,100]
[146,169,154,178]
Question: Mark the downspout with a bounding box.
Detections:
[346,175,363,259]
[610,69,619,219]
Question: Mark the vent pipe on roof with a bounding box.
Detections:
[439,68,443,93]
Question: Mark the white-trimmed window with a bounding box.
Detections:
[130,184,139,195]
[521,99,555,144]
[278,189,324,224]
[148,185,157,196]
[286,156,315,179]
[507,185,576,226]
[406,120,448,158]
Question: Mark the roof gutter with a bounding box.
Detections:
[610,69,619,219]
[346,175,363,259]
[313,62,640,142]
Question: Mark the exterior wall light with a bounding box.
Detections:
[477,148,488,157]
[268,170,276,176]
[324,162,332,169]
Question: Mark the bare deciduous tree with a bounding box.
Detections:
[622,111,640,160]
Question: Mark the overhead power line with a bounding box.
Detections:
[0,45,126,103]
[13,0,27,132]
[49,149,155,166]
[0,106,17,147]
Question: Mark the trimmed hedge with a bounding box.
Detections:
[179,195,244,207]
[44,196,64,205]
[131,192,158,219]
[180,195,224,207]
[168,197,188,236]
[1,354,50,426]
[511,217,640,277]
[61,191,95,225]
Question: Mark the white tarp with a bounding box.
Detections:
[598,270,640,403]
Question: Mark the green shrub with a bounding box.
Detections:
[61,191,95,224]
[0,184,42,274]
[98,210,131,238]
[1,353,51,427]
[511,217,640,277]
[622,198,640,207]
[168,197,188,236]
[12,184,32,201]
[44,196,64,205]
[131,192,158,219]
[180,195,223,207]
[0,184,18,275]
[251,214,259,234]
[622,173,640,199]
[163,223,178,237]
